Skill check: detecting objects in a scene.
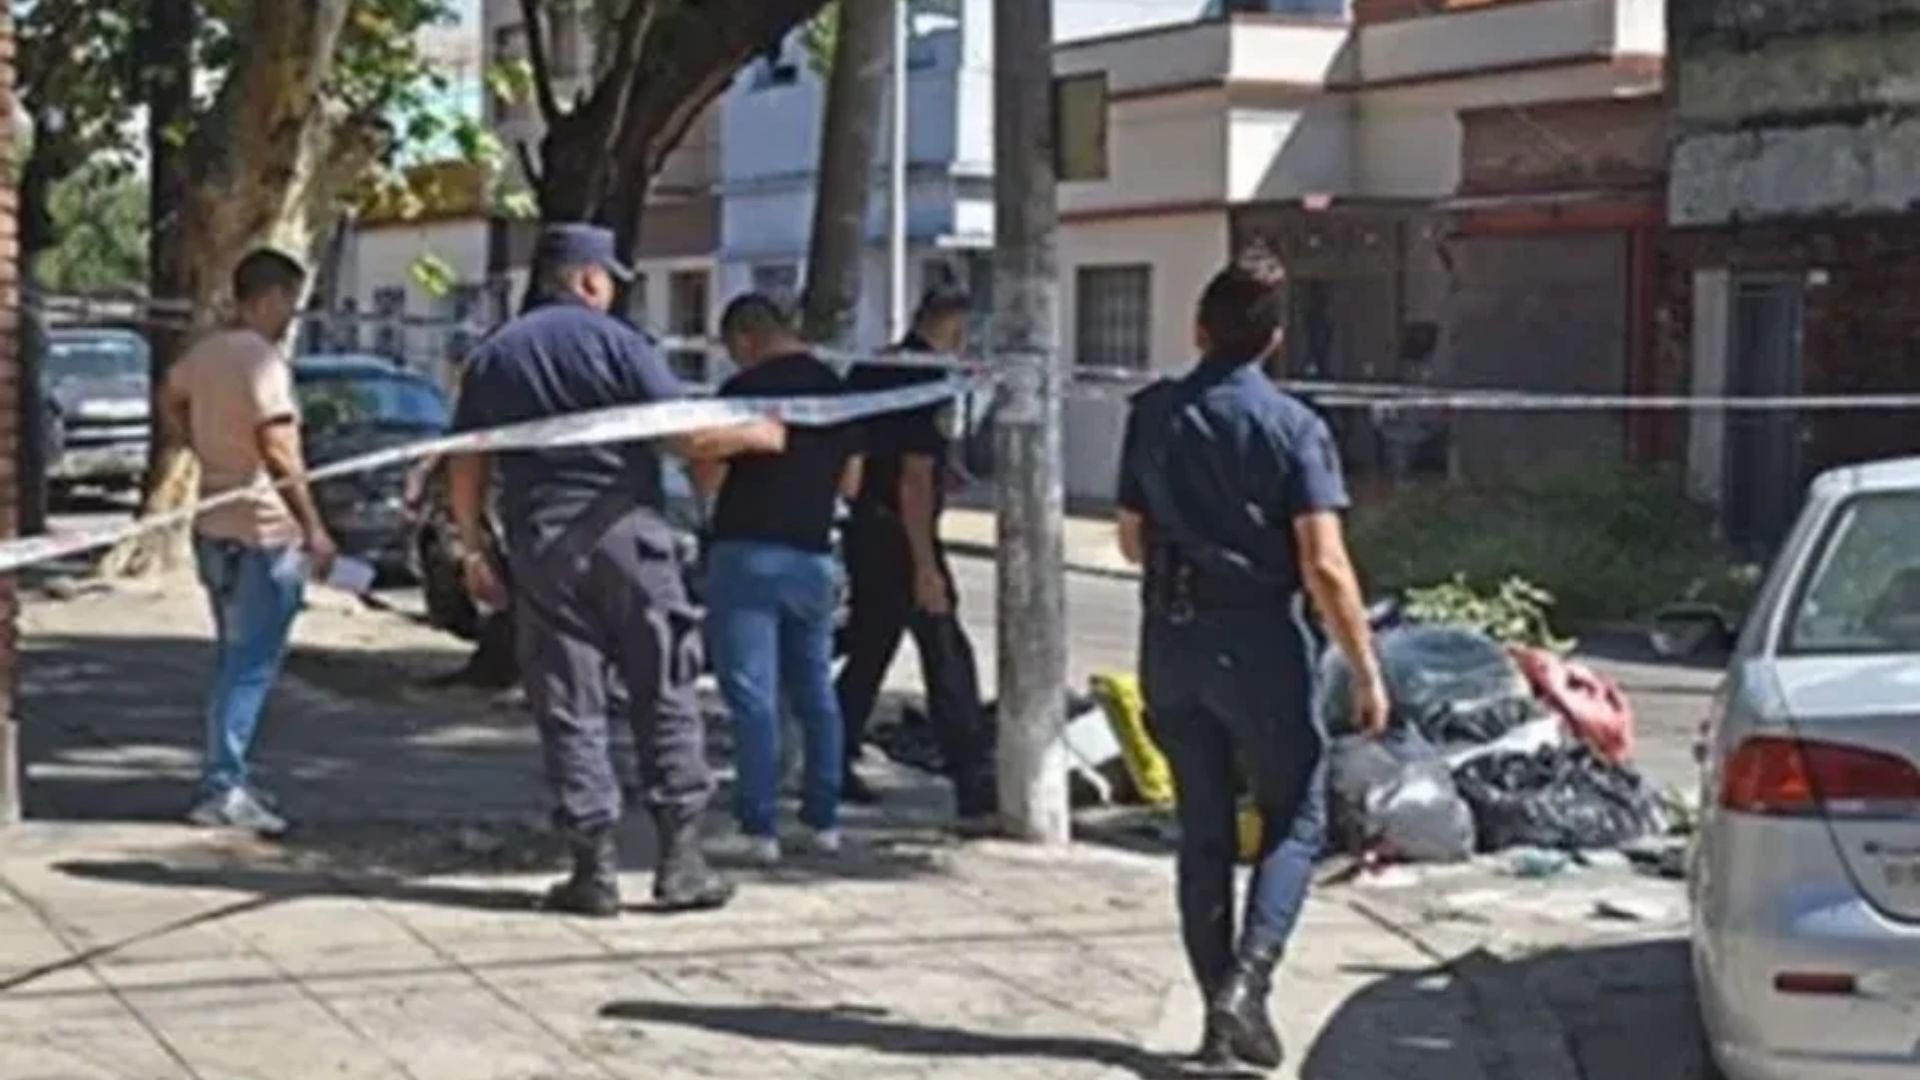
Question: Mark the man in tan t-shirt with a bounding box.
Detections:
[157,248,335,837]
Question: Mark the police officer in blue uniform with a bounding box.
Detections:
[1117,264,1389,1071]
[449,224,787,917]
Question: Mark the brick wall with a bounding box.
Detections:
[0,14,17,826]
[1670,217,1920,486]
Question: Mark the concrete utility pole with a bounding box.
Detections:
[991,0,1069,843]
[888,0,910,340]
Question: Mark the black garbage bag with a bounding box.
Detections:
[1318,624,1539,744]
[1453,745,1668,852]
[870,693,1095,775]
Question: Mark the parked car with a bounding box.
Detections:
[42,328,152,500]
[409,450,852,660]
[409,453,708,643]
[293,354,450,580]
[1678,455,1920,1080]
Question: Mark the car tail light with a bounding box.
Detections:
[1774,971,1858,996]
[1720,737,1920,817]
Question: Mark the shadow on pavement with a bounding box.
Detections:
[599,999,1189,1080]
[1303,936,1711,1080]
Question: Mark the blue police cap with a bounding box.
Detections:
[535,223,634,282]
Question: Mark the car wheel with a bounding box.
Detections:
[418,527,480,640]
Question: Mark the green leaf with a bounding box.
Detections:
[410,252,457,298]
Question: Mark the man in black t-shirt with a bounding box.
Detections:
[701,294,864,864]
[837,286,993,829]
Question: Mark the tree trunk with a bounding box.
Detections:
[103,0,356,578]
[526,0,830,308]
[799,0,891,346]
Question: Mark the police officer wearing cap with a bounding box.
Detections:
[1117,263,1389,1071]
[449,224,786,916]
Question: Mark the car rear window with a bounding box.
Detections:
[298,372,449,432]
[1786,492,1920,655]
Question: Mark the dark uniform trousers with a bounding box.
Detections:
[1141,601,1328,996]
[834,511,992,813]
[510,504,712,837]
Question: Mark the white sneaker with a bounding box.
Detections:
[745,836,783,866]
[804,829,843,856]
[186,787,290,838]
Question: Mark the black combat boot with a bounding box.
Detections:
[1208,942,1284,1071]
[652,806,735,913]
[1190,1012,1235,1069]
[544,829,621,917]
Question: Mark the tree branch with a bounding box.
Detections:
[516,139,545,190]
[518,0,565,121]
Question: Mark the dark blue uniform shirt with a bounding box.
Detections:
[452,295,683,547]
[1118,356,1349,598]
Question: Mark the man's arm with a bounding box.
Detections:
[1293,511,1387,735]
[256,419,336,574]
[839,454,865,502]
[447,451,508,610]
[448,452,492,558]
[690,459,727,502]
[668,419,787,462]
[1117,508,1146,566]
[900,454,948,613]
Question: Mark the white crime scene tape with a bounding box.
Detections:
[30,290,1920,412]
[0,375,977,575]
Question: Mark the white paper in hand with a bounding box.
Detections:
[322,555,377,595]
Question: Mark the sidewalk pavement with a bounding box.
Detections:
[1,572,1702,1079]
[941,507,1136,580]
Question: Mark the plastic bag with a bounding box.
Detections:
[1453,745,1668,852]
[1509,647,1636,764]
[1089,673,1176,807]
[1318,624,1539,744]
[1330,728,1476,862]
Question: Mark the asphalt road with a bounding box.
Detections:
[935,553,1715,798]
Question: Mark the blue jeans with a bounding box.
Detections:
[194,538,305,798]
[1141,605,1327,994]
[705,540,844,837]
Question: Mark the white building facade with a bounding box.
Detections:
[1054,0,1668,497]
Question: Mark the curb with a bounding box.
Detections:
[942,539,1140,582]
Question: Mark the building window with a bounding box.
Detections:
[1054,73,1109,183]
[668,269,711,384]
[442,282,483,372]
[629,272,650,326]
[751,263,800,310]
[372,286,407,361]
[1075,265,1150,371]
[491,24,534,123]
[547,7,587,80]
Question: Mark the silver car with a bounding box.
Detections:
[1681,456,1920,1080]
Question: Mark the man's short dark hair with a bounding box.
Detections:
[232,248,307,304]
[914,284,971,325]
[1196,261,1287,362]
[719,292,794,338]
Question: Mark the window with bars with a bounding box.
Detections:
[751,263,800,311]
[1075,265,1151,371]
[668,270,712,384]
[547,7,588,80]
[372,286,407,361]
[491,25,534,123]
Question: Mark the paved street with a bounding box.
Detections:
[3,507,1719,1079]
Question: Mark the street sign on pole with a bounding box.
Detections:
[991,0,1070,844]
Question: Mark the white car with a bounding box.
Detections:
[1677,456,1920,1080]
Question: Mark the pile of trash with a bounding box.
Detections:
[1321,614,1668,864]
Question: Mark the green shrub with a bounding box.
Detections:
[1402,574,1574,652]
[1349,466,1743,628]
